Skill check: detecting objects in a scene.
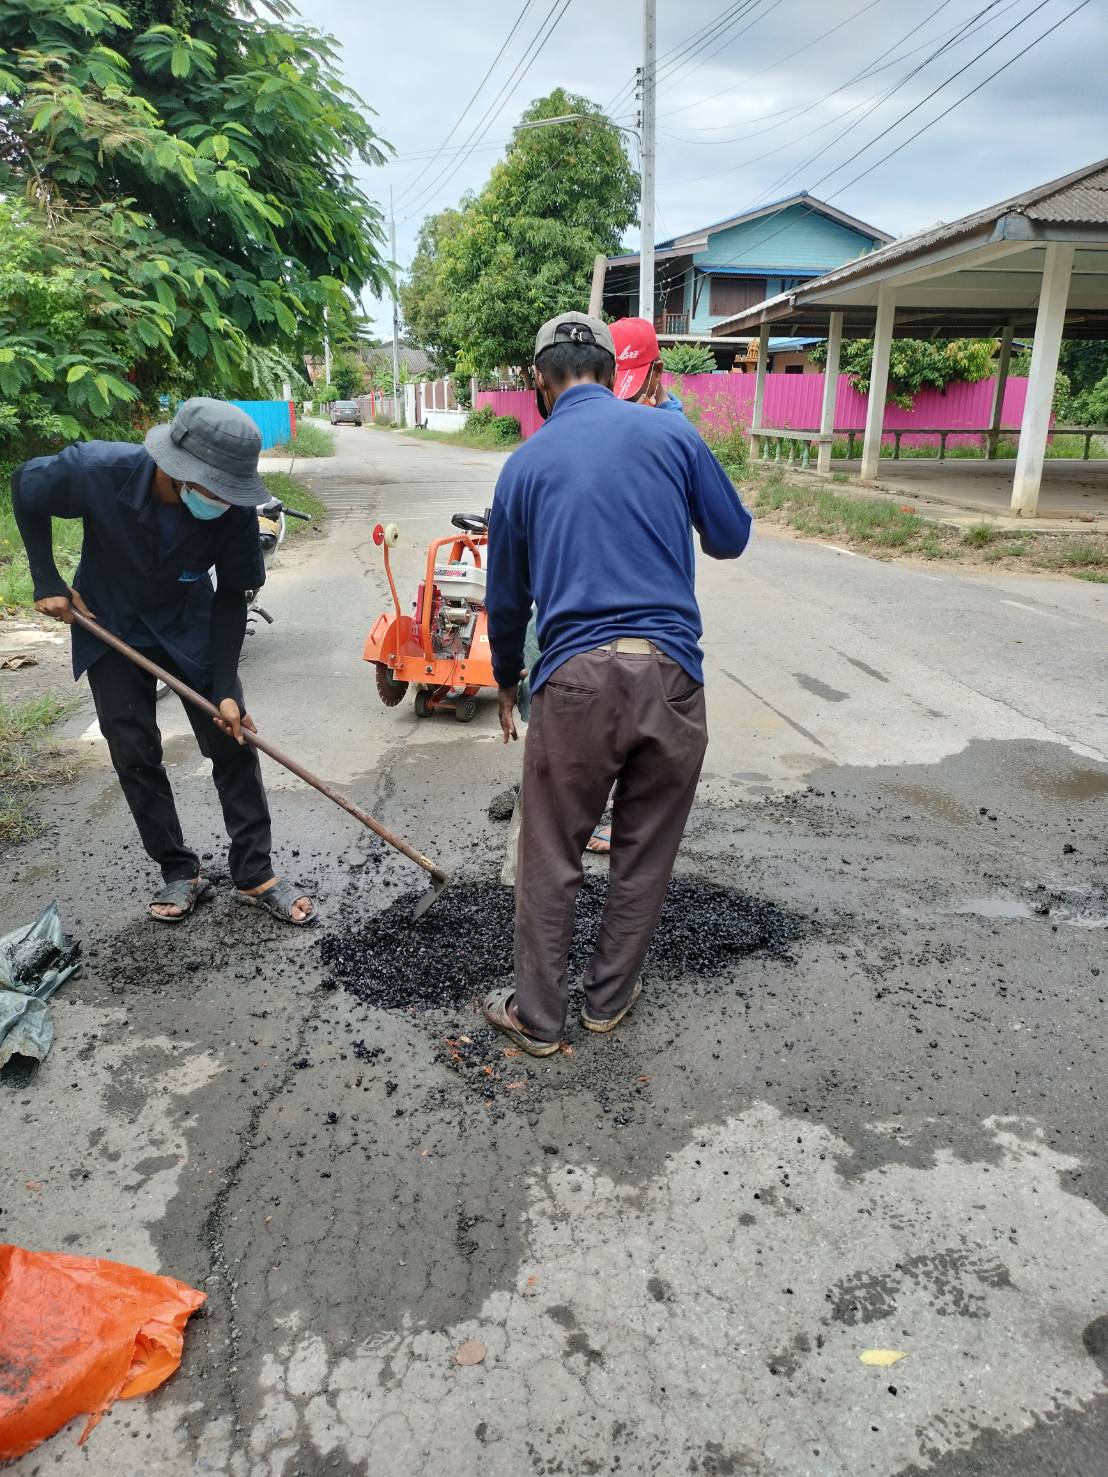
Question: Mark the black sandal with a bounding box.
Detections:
[148,878,213,924]
[234,878,316,926]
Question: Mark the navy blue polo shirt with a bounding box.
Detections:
[12,442,264,690]
[486,384,752,694]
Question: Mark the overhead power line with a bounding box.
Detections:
[658,0,959,142]
[832,0,1092,195]
[397,0,574,224]
[606,0,761,119]
[643,0,1090,311]
[392,0,536,208]
[788,0,1058,203]
[658,0,891,120]
[672,0,1016,190]
[658,0,781,93]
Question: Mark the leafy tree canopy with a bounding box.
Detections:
[425,89,639,377]
[331,355,365,399]
[400,207,465,371]
[810,337,996,409]
[1058,340,1108,394]
[0,0,391,453]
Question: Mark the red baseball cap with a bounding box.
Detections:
[611,317,660,401]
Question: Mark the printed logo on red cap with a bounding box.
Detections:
[610,318,660,400]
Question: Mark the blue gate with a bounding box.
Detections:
[231,400,293,450]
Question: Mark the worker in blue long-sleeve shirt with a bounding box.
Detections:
[483,311,752,1056]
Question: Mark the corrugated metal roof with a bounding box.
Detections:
[779,157,1108,299]
[1025,166,1108,221]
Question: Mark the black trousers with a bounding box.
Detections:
[86,646,273,890]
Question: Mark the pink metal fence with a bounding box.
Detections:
[666,373,1031,449]
[475,389,545,440]
[475,376,1030,448]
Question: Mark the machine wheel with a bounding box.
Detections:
[375,662,409,708]
[413,688,434,719]
[454,695,479,724]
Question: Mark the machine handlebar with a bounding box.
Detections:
[451,512,487,534]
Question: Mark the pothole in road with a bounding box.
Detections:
[318,876,806,1014]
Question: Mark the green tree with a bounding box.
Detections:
[400,207,464,370]
[438,89,639,377]
[0,0,391,455]
[331,355,364,398]
[661,343,716,375]
[810,337,996,409]
[1058,340,1108,394]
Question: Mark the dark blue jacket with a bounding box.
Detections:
[12,442,264,691]
[486,383,751,693]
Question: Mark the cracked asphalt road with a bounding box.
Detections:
[2,424,1107,1476]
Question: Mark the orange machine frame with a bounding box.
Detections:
[362,523,497,712]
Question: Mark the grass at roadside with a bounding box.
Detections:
[401,425,522,452]
[0,501,82,609]
[750,469,1108,580]
[265,422,336,459]
[0,693,80,845]
[259,471,326,536]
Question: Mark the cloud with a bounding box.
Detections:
[292,0,1108,333]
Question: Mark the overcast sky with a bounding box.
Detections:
[289,0,1107,338]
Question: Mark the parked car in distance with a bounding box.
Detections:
[330,400,362,426]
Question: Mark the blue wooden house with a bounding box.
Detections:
[603,191,891,368]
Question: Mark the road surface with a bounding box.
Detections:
[3,423,1107,1476]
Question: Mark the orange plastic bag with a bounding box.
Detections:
[0,1244,206,1459]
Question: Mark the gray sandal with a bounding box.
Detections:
[234,878,316,926]
[148,877,213,924]
[483,987,560,1057]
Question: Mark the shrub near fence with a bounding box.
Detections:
[474,390,544,440]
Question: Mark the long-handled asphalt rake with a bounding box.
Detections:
[71,611,450,919]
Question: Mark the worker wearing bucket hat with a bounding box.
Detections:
[11,397,314,926]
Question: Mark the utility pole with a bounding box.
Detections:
[638,0,657,323]
[390,186,403,427]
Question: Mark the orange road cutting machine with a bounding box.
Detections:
[363,511,497,721]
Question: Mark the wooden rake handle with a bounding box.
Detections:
[71,610,448,885]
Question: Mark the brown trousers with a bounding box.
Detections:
[514,644,708,1041]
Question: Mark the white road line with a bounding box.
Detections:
[817,543,858,557]
[1001,599,1062,619]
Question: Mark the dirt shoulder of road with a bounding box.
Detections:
[747,468,1108,583]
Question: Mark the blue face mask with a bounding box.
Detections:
[180,484,229,521]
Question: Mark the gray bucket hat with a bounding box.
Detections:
[145,397,270,507]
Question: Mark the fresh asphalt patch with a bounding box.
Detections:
[317,875,806,1013]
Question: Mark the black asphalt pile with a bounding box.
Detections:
[318,875,805,1013]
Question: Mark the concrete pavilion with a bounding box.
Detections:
[710,159,1108,516]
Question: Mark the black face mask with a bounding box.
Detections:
[535,379,551,420]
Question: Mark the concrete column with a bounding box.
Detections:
[1011,244,1074,517]
[985,323,1013,459]
[859,288,895,482]
[750,322,770,461]
[816,311,843,475]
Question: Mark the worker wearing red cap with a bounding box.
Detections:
[610,317,686,416]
